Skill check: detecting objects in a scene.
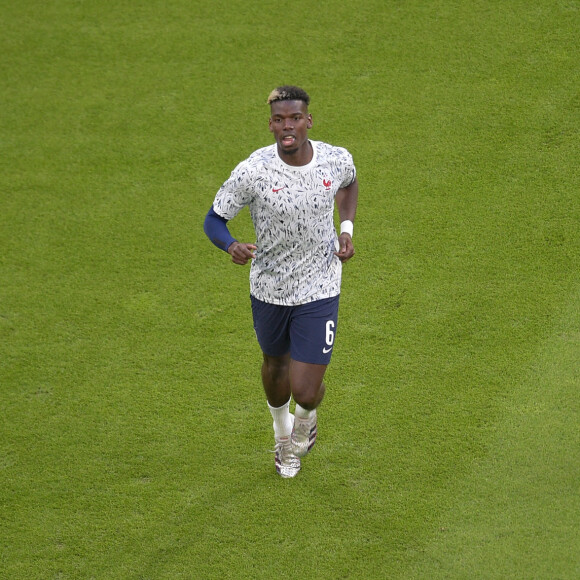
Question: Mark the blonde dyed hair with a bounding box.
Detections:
[267,85,310,106]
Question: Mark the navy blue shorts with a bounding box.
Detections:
[250,295,340,365]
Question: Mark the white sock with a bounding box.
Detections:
[295,403,314,421]
[268,398,293,438]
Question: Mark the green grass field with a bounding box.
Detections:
[1,1,579,578]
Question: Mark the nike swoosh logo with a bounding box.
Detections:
[272,187,286,192]
[323,347,333,354]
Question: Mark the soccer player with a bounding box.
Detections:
[203,86,358,478]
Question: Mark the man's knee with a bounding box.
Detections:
[293,380,325,410]
[262,353,290,378]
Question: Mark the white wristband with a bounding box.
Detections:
[340,220,354,237]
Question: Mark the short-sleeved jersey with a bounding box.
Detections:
[212,140,356,306]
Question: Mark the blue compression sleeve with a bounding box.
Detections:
[204,206,237,252]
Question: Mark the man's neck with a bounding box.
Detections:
[278,140,313,167]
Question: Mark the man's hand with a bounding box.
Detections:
[227,242,257,265]
[334,233,355,263]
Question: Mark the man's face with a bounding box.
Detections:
[268,100,313,158]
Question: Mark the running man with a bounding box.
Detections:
[203,85,358,478]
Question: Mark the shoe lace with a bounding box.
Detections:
[272,437,293,458]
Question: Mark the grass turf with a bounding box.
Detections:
[1,0,578,578]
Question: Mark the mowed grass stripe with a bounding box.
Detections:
[406,284,580,579]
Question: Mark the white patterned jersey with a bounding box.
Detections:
[212,140,357,306]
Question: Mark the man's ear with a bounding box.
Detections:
[307,114,313,129]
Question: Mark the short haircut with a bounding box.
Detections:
[267,85,310,106]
